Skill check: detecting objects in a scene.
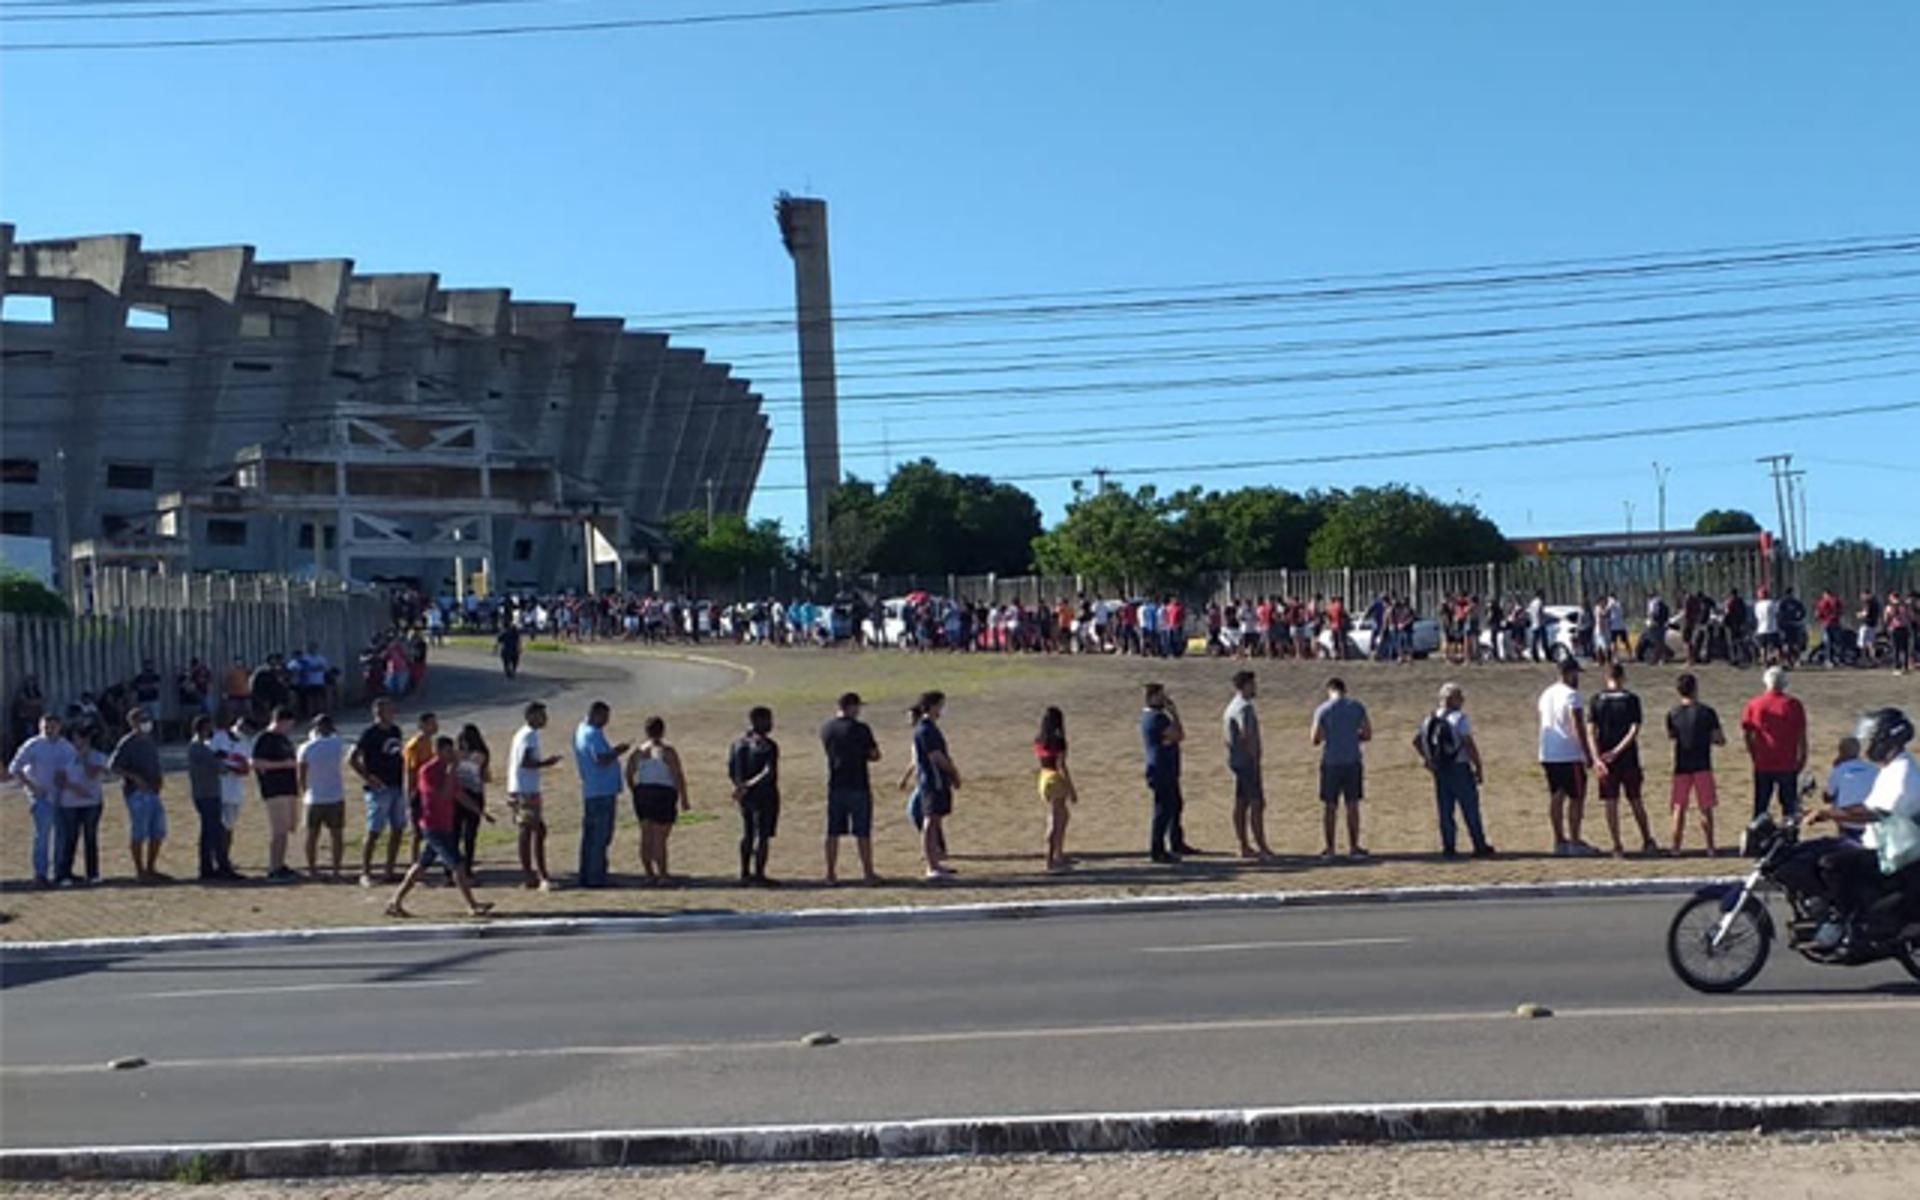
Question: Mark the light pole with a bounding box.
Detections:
[1651,461,1671,539]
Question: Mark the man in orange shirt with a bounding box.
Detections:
[402,712,439,861]
[1326,596,1348,660]
[221,657,252,722]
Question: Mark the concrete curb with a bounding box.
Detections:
[0,876,1721,959]
[3,1093,1914,1181]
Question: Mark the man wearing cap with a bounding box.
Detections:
[1741,666,1809,821]
[821,691,882,885]
[1538,657,1598,856]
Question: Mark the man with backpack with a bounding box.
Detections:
[1413,683,1495,860]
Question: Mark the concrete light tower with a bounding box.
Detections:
[775,194,841,573]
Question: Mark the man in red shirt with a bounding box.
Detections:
[1740,667,1808,821]
[1814,589,1844,667]
[1326,596,1347,660]
[386,736,493,918]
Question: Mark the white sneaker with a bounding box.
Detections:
[1811,920,1845,950]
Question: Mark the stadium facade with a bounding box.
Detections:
[0,224,770,594]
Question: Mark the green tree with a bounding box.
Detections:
[665,511,788,586]
[1693,508,1763,536]
[1031,481,1191,588]
[1305,486,1512,569]
[0,569,68,617]
[825,460,1042,576]
[1179,486,1340,571]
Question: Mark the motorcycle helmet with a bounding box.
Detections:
[1857,707,1915,764]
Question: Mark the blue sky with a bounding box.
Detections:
[5,0,1917,548]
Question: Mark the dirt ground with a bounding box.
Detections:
[5,1133,1916,1199]
[4,641,1914,942]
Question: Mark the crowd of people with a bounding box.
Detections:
[10,646,1917,945]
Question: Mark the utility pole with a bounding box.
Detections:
[52,449,72,604]
[704,477,717,536]
[1786,467,1808,552]
[1756,454,1794,548]
[1091,466,1111,493]
[1651,461,1671,540]
[1623,500,1635,541]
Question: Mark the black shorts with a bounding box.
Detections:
[1319,762,1363,805]
[739,793,780,839]
[1232,766,1265,808]
[1596,759,1643,801]
[632,784,678,826]
[827,787,875,838]
[922,786,954,818]
[1542,761,1588,799]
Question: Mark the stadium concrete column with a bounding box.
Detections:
[661,362,730,519]
[243,258,354,553]
[776,195,841,571]
[635,348,704,523]
[595,331,668,503]
[134,244,254,478]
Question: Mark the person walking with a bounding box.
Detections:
[401,712,439,864]
[250,707,302,882]
[821,693,882,885]
[1666,672,1725,855]
[350,697,407,886]
[507,702,560,890]
[298,715,347,881]
[109,709,170,884]
[1310,677,1371,860]
[572,701,628,888]
[1588,663,1660,858]
[1741,666,1809,821]
[627,716,690,885]
[1035,706,1078,872]
[385,736,495,919]
[1224,670,1273,860]
[729,706,781,885]
[1537,657,1597,857]
[496,622,524,679]
[8,714,75,888]
[1142,682,1189,863]
[914,692,962,878]
[1414,683,1494,859]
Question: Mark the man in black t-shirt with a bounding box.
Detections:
[728,707,780,885]
[820,691,882,886]
[1588,664,1658,858]
[250,707,303,881]
[349,697,407,884]
[1665,673,1726,855]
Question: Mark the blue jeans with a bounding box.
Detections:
[193,793,233,878]
[579,793,616,886]
[56,805,101,882]
[1434,763,1489,855]
[29,796,57,881]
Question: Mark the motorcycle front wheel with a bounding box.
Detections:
[1667,894,1771,993]
[1898,939,1920,983]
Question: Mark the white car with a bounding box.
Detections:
[1318,615,1441,660]
[1482,604,1586,661]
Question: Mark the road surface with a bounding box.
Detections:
[2,896,1915,1148]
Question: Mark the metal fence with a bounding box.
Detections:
[3,568,390,736]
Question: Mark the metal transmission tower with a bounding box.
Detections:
[776,194,842,573]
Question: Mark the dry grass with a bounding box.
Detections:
[4,640,1915,943]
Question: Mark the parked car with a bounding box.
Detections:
[1482,604,1586,661]
[1319,615,1441,659]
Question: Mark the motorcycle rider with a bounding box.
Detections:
[1802,707,1920,950]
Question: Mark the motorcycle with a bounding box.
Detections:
[1666,812,1920,992]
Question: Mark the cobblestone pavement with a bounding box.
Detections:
[6,1134,1917,1200]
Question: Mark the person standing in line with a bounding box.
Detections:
[108,709,170,884]
[1035,706,1078,872]
[1310,677,1371,860]
[1142,682,1191,863]
[496,621,524,679]
[1666,672,1725,855]
[626,716,690,885]
[1413,682,1494,860]
[250,707,303,882]
[454,725,491,874]
[210,714,255,867]
[385,736,494,919]
[298,714,347,881]
[914,691,962,878]
[183,717,232,887]
[351,697,408,886]
[1814,588,1844,667]
[897,702,946,858]
[1526,591,1550,662]
[820,693,882,886]
[572,701,628,888]
[1740,666,1808,821]
[1887,590,1913,674]
[1588,663,1661,858]
[729,706,781,885]
[7,714,75,888]
[1537,657,1597,857]
[507,702,560,890]
[1223,670,1273,860]
[57,723,109,886]
[401,713,440,865]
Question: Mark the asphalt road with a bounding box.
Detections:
[2,896,1915,1149]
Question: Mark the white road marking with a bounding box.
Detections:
[1138,936,1410,954]
[136,979,474,1000]
[5,997,1913,1077]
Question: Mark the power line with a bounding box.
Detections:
[0,0,1011,50]
[1,0,577,20]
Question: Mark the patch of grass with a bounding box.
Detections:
[171,1154,228,1186]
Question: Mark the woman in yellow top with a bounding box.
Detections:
[1035,706,1078,872]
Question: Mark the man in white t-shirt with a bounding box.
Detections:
[1805,708,1920,947]
[298,714,347,881]
[8,715,78,887]
[209,716,256,862]
[1537,657,1597,856]
[1754,588,1782,666]
[1823,735,1878,836]
[508,701,561,890]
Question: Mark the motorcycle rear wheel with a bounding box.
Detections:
[1668,894,1770,993]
